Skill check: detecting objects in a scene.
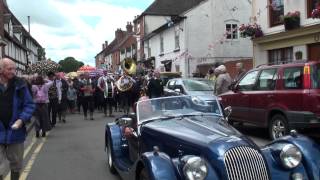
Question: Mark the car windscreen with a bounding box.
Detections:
[137,95,222,123]
[182,79,213,91]
[312,64,320,89]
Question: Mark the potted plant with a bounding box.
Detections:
[283,11,300,30]
[311,5,320,19]
[295,51,303,60]
[239,23,263,39]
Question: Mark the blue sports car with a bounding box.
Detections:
[105,95,320,180]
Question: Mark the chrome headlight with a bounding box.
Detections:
[280,144,302,169]
[182,156,208,180]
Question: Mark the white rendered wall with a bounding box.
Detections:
[148,21,187,76]
[144,15,171,34]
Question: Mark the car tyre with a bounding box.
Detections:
[106,140,117,174]
[139,168,150,180]
[269,114,289,140]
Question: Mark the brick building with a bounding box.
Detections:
[95,22,137,73]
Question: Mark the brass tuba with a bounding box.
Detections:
[115,58,136,92]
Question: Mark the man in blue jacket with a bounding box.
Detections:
[0,58,35,180]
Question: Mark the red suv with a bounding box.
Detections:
[219,61,320,140]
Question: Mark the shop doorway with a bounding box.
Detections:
[308,43,320,61]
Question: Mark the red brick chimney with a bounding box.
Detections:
[115,28,125,40]
[126,22,133,33]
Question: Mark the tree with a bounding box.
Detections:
[58,57,84,73]
[37,48,46,61]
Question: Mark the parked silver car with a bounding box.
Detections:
[164,78,215,102]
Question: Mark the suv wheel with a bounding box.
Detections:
[269,114,289,140]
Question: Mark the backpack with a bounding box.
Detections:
[48,81,58,99]
[35,85,47,103]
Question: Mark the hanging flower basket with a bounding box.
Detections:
[311,6,320,19]
[284,11,300,30]
[239,23,263,39]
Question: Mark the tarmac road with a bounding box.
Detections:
[3,111,318,180]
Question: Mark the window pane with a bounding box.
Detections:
[183,79,213,91]
[270,0,284,26]
[311,64,320,88]
[232,24,238,39]
[257,69,277,90]
[308,0,320,17]
[238,70,259,91]
[268,47,293,65]
[283,67,303,89]
[226,24,231,39]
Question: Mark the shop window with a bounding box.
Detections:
[268,47,293,65]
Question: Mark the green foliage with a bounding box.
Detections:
[58,57,84,73]
[37,48,46,61]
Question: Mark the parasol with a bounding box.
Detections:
[78,65,96,72]
[66,72,78,79]
[25,60,60,75]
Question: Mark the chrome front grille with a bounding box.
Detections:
[224,146,269,180]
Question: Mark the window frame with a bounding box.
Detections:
[238,70,259,91]
[268,47,293,65]
[269,0,284,27]
[283,67,304,89]
[160,33,164,53]
[174,29,180,50]
[256,68,278,91]
[307,0,320,18]
[225,24,238,40]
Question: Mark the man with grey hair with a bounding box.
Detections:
[214,65,232,95]
[0,58,35,180]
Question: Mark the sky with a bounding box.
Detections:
[7,0,154,66]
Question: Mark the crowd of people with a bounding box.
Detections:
[0,57,164,180]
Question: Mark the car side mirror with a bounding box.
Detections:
[174,88,181,93]
[232,85,239,92]
[224,106,232,118]
[116,117,133,127]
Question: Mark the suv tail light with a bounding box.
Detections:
[303,65,311,89]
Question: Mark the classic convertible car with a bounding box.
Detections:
[105,95,320,180]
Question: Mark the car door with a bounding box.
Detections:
[164,79,176,96]
[248,68,278,126]
[223,70,259,122]
[173,79,184,95]
[277,66,303,112]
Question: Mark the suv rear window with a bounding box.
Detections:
[311,64,320,89]
[283,67,303,89]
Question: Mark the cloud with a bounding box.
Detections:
[7,0,152,66]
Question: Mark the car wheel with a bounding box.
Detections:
[139,168,150,180]
[106,140,117,174]
[269,114,289,140]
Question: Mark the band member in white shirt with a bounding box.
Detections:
[97,70,115,117]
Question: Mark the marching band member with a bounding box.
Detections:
[97,70,115,117]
